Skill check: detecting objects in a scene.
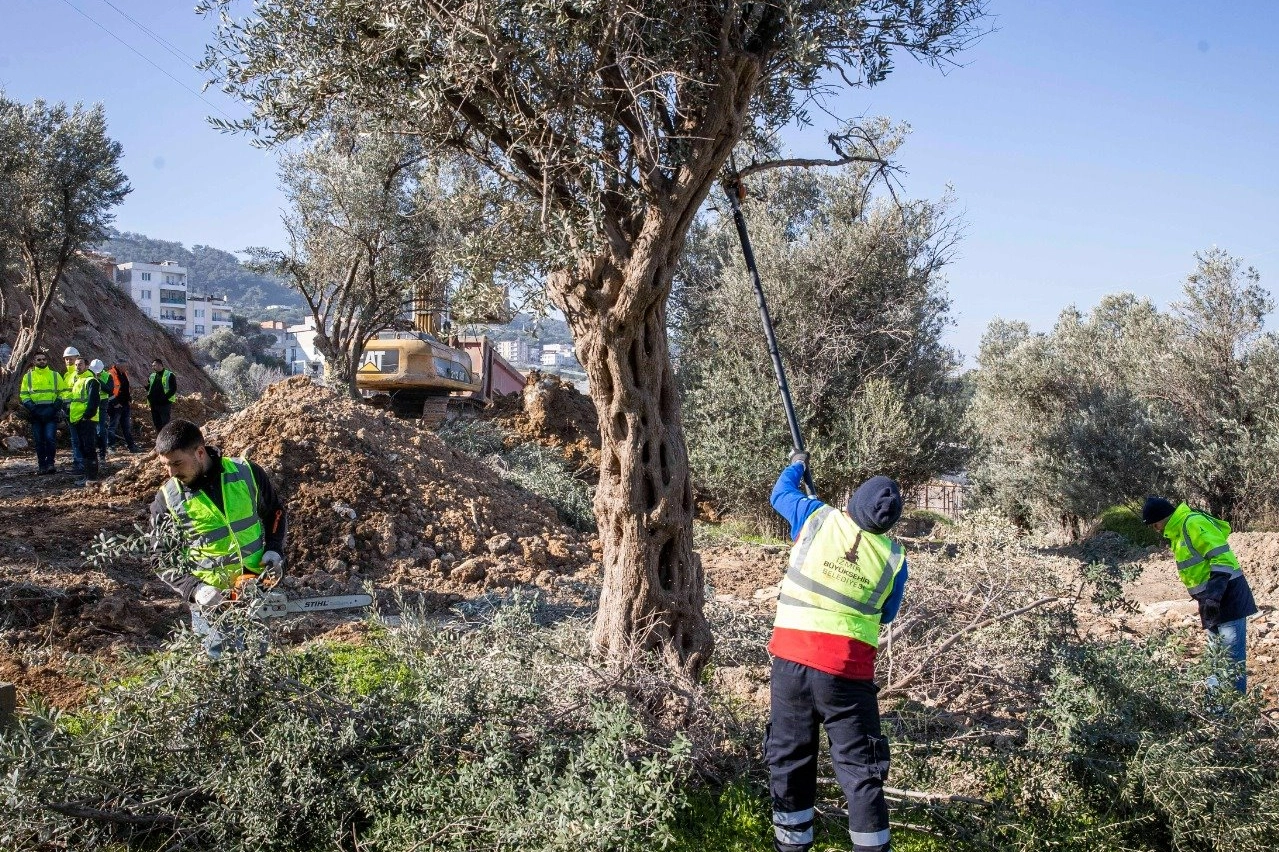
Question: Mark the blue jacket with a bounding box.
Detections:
[770,462,908,623]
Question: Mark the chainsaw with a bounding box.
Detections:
[232,577,373,619]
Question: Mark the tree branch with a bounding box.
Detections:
[882,596,1067,696]
[736,153,889,180]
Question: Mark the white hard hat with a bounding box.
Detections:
[62,346,80,357]
[89,359,105,373]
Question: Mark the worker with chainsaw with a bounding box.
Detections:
[766,453,908,852]
[149,419,287,658]
[1142,496,1257,692]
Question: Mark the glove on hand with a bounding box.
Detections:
[259,551,284,587]
[1201,598,1223,628]
[193,583,224,608]
[789,451,809,467]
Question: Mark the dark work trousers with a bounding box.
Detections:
[767,657,891,852]
[109,400,139,451]
[68,413,84,469]
[95,401,111,458]
[71,419,99,480]
[150,402,171,433]
[29,415,58,471]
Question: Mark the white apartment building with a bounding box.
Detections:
[114,260,233,342]
[285,316,324,375]
[258,320,291,362]
[539,342,578,369]
[495,338,533,364]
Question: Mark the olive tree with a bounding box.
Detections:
[201,0,987,674]
[970,249,1279,532]
[674,161,968,526]
[0,93,130,405]
[1150,249,1279,520]
[245,131,440,399]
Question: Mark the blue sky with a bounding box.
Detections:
[2,1,1276,358]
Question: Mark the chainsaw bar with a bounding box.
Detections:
[240,584,373,619]
[285,593,373,614]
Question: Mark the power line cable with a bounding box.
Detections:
[53,0,236,122]
[96,0,203,68]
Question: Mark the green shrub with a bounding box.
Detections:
[889,634,1279,852]
[438,419,597,532]
[905,508,952,526]
[0,603,696,851]
[1098,505,1162,546]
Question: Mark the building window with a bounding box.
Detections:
[194,309,204,318]
[141,272,151,281]
[139,289,151,300]
[195,324,205,334]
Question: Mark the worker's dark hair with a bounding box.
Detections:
[155,419,203,455]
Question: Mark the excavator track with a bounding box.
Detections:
[387,389,451,425]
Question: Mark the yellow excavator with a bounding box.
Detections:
[355,296,524,423]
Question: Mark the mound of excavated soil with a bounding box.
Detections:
[485,371,600,475]
[105,377,599,603]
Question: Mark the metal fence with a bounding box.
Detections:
[909,480,969,520]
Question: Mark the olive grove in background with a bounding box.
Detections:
[970,248,1279,534]
[674,160,968,525]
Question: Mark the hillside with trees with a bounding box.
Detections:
[97,227,304,316]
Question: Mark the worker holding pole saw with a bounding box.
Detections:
[723,170,909,852]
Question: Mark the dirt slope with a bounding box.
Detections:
[484,371,600,475]
[2,264,222,402]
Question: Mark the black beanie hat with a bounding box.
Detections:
[847,476,903,534]
[1141,496,1175,525]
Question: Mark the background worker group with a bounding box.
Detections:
[18,346,175,482]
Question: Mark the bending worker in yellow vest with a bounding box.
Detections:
[1142,496,1257,692]
[766,453,908,852]
[149,419,288,658]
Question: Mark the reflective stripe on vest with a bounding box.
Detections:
[1173,510,1240,592]
[774,507,904,650]
[68,373,99,423]
[161,456,264,590]
[20,368,63,404]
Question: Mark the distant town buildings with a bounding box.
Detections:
[283,316,324,375]
[539,342,578,369]
[258,320,290,362]
[495,338,532,364]
[113,260,233,342]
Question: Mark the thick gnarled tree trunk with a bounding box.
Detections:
[554,250,714,678]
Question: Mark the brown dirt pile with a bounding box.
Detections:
[485,371,600,475]
[105,377,599,603]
